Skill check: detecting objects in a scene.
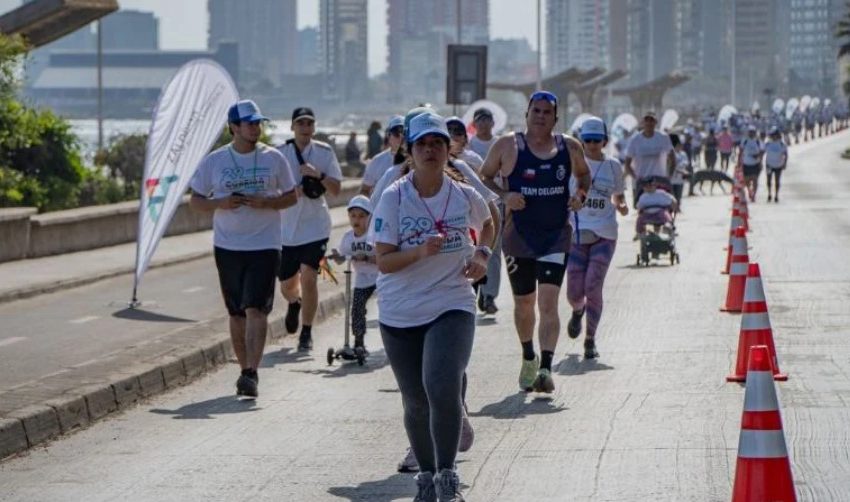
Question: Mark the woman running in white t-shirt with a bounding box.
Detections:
[372,112,494,501]
[566,117,628,359]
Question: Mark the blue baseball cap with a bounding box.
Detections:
[404,106,436,141]
[528,90,559,108]
[228,99,267,123]
[579,116,608,141]
[408,112,450,143]
[386,115,404,133]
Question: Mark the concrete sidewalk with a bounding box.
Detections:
[0,203,354,459]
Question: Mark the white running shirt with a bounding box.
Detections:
[277,140,343,246]
[190,143,296,251]
[372,173,490,328]
[337,229,378,289]
[570,156,625,241]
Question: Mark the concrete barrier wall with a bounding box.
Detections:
[0,180,360,263]
[0,208,38,262]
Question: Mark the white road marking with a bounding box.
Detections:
[70,316,99,324]
[182,286,204,293]
[0,337,27,348]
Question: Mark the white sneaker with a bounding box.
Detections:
[397,447,419,473]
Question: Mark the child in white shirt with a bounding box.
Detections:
[329,195,378,350]
[635,178,678,235]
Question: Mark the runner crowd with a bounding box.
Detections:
[190,94,846,501]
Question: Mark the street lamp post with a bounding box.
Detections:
[536,0,542,91]
[97,19,103,154]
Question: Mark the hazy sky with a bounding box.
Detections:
[0,0,540,76]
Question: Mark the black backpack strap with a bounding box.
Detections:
[286,138,306,165]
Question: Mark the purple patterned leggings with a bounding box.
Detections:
[566,238,617,338]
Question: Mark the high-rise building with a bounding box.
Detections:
[609,0,629,71]
[674,0,702,75]
[732,0,786,105]
[545,0,609,75]
[626,0,676,84]
[208,0,297,85]
[101,10,158,50]
[787,0,844,98]
[387,0,489,102]
[296,27,321,76]
[320,0,369,101]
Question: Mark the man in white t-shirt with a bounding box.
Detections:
[277,107,343,351]
[469,107,498,160]
[624,111,674,206]
[190,99,297,398]
[764,128,788,203]
[360,115,404,197]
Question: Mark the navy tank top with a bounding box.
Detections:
[503,132,572,258]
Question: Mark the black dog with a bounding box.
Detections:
[692,170,734,195]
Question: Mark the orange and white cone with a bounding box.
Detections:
[733,194,750,232]
[723,223,747,275]
[731,345,796,502]
[722,227,748,312]
[727,263,788,381]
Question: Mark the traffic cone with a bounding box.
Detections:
[723,219,747,275]
[727,263,788,381]
[721,227,748,312]
[734,194,750,232]
[730,345,796,502]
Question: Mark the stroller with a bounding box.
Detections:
[635,176,680,267]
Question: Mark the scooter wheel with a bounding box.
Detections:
[326,348,335,366]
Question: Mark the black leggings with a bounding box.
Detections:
[380,310,475,473]
[767,168,783,195]
[351,285,376,338]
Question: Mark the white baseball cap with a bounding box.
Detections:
[408,112,450,143]
[347,195,372,214]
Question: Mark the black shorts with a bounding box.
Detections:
[743,164,762,177]
[279,238,329,280]
[505,254,568,296]
[214,247,280,317]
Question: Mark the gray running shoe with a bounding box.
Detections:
[414,471,437,502]
[532,368,555,394]
[459,406,474,452]
[434,468,465,501]
[397,447,419,473]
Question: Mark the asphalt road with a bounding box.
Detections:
[1,131,849,501]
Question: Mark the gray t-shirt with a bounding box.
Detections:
[626,132,673,179]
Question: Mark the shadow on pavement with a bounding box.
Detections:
[470,391,567,419]
[112,308,195,323]
[555,354,615,375]
[476,316,497,327]
[327,473,415,501]
[260,347,314,368]
[289,349,391,378]
[327,473,470,502]
[149,395,260,419]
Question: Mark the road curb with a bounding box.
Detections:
[0,289,346,460]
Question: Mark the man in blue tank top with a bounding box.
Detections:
[480,91,590,393]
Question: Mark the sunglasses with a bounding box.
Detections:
[388,127,404,136]
[529,90,558,107]
[448,126,467,136]
[583,138,604,144]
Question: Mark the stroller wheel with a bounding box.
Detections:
[326,347,335,366]
[675,253,681,264]
[670,253,676,266]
